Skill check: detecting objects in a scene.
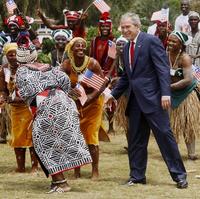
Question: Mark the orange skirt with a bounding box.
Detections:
[78,95,104,145]
[9,103,33,147]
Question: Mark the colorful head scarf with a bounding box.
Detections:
[155,21,172,32]
[52,29,73,41]
[170,31,192,46]
[65,37,86,58]
[98,12,112,28]
[5,15,24,29]
[65,37,89,74]
[3,43,17,55]
[63,9,82,21]
[16,42,38,64]
[5,15,34,29]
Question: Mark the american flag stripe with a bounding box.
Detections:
[193,72,200,81]
[6,0,17,14]
[82,76,105,90]
[93,0,110,13]
[108,40,116,59]
[192,67,200,81]
[81,69,105,91]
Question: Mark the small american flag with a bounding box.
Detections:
[93,0,110,13]
[192,66,200,82]
[151,8,169,22]
[81,69,105,91]
[108,40,116,59]
[6,0,17,15]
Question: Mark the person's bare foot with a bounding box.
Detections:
[91,171,99,180]
[188,155,198,160]
[58,182,71,192]
[30,166,39,173]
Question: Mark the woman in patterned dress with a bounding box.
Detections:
[15,39,92,193]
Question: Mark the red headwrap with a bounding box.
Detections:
[155,21,172,33]
[98,12,112,27]
[4,15,34,29]
[5,15,24,28]
[63,10,82,21]
[155,20,172,49]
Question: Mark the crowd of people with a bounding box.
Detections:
[0,0,199,194]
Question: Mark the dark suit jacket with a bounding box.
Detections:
[111,32,171,114]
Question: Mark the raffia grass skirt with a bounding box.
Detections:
[170,90,200,143]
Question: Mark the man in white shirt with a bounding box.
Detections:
[174,0,191,33]
[186,11,200,67]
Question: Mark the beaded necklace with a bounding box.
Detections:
[56,50,65,66]
[71,55,90,74]
[169,51,181,69]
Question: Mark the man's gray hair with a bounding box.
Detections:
[120,12,141,28]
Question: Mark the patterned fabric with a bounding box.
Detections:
[16,44,38,64]
[16,65,92,175]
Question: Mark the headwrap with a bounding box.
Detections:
[5,15,24,29]
[99,12,112,28]
[3,43,17,55]
[188,11,200,19]
[65,37,86,58]
[16,34,38,63]
[156,21,172,31]
[63,9,82,21]
[65,37,89,74]
[5,15,34,28]
[170,31,192,46]
[116,35,128,44]
[52,29,73,41]
[16,31,30,48]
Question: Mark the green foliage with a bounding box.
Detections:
[0,0,200,32]
[86,26,98,42]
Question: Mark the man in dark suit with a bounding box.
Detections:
[106,12,188,188]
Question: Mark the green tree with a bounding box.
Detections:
[2,0,193,32]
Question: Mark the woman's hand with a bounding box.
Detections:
[68,87,82,99]
[36,9,43,18]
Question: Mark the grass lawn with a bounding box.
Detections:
[0,133,200,199]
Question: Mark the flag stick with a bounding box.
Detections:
[79,1,93,24]
[83,2,94,14]
[36,0,40,9]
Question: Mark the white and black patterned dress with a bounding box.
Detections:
[16,64,92,176]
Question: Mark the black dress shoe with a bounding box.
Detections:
[126,177,146,186]
[177,179,188,189]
